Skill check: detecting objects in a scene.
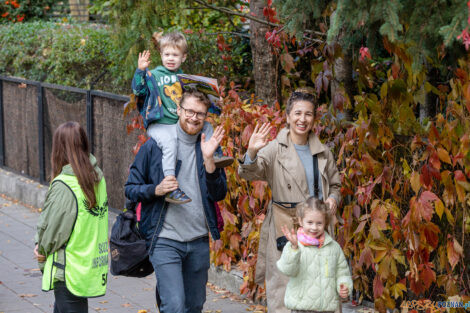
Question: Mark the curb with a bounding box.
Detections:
[0,168,48,209]
[208,264,245,296]
[0,166,246,297]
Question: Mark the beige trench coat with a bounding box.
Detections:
[238,128,341,313]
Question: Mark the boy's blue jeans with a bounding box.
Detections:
[150,236,210,313]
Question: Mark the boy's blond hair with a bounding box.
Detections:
[152,31,188,55]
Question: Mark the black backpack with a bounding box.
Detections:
[109,208,154,278]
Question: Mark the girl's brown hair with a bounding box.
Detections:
[51,121,99,208]
[296,196,330,226]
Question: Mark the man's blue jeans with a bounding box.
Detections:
[150,236,210,313]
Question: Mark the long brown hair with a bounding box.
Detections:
[51,121,99,208]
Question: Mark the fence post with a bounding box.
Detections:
[37,83,46,184]
[0,79,4,167]
[86,90,94,153]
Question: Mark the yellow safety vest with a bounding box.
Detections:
[42,173,108,297]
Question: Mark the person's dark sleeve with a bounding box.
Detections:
[131,69,148,97]
[206,167,227,202]
[125,143,159,202]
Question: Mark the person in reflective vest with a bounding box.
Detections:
[34,121,108,313]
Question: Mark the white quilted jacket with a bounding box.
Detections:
[276,232,353,311]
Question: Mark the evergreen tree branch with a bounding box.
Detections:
[192,0,280,27]
[205,31,250,38]
[191,0,328,47]
[183,6,208,10]
[304,29,327,37]
[192,0,327,42]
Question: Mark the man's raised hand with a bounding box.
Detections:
[201,125,225,160]
[201,125,225,173]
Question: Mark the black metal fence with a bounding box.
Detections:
[0,75,139,209]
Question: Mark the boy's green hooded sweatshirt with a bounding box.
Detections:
[35,155,104,282]
[276,232,353,312]
[132,65,183,127]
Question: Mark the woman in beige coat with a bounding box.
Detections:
[238,91,342,313]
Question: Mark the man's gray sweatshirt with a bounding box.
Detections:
[158,122,213,242]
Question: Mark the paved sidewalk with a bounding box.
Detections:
[0,167,367,313]
[0,195,257,313]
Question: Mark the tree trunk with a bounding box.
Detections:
[329,11,355,121]
[420,66,439,120]
[332,47,354,121]
[249,0,278,106]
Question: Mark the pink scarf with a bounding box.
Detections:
[297,227,325,247]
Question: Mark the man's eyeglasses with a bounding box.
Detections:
[180,106,207,120]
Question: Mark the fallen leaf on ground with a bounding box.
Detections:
[19,294,37,298]
[99,300,108,304]
[247,304,267,312]
[121,303,131,307]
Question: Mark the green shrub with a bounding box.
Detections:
[0,21,252,95]
[0,21,127,93]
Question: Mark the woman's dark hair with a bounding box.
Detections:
[285,90,317,115]
[51,121,99,208]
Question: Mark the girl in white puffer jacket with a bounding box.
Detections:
[277,197,353,313]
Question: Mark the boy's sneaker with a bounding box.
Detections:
[214,156,234,168]
[165,188,191,204]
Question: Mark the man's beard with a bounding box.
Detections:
[179,119,202,135]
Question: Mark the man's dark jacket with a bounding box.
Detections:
[125,137,227,253]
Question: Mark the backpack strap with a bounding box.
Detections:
[136,203,142,222]
[313,154,319,198]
